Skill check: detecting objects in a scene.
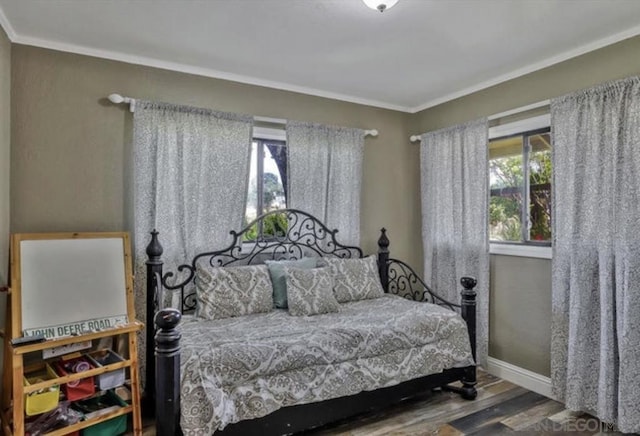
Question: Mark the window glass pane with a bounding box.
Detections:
[244,140,288,241]
[528,132,552,242]
[262,143,287,213]
[244,142,259,240]
[489,136,524,242]
[261,143,287,239]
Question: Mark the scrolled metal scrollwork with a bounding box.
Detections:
[159,209,362,314]
[182,289,198,312]
[387,258,458,311]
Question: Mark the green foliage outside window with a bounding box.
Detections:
[490,131,552,243]
[490,155,523,241]
[244,212,289,241]
[528,146,552,241]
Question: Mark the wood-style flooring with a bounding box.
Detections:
[140,371,632,435]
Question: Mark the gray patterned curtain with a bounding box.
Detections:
[286,121,364,246]
[551,76,640,433]
[133,101,253,388]
[420,118,489,367]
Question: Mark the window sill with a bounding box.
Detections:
[489,243,552,259]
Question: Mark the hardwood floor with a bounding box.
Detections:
[140,371,631,435]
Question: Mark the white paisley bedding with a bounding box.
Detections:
[179,294,474,435]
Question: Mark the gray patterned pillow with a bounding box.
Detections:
[324,256,385,303]
[283,266,340,316]
[265,257,318,308]
[196,265,273,320]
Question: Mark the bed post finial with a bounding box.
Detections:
[145,230,164,413]
[377,228,390,292]
[155,308,182,436]
[146,229,163,260]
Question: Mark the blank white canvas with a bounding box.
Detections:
[20,238,128,332]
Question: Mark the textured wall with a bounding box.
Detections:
[490,255,551,375]
[0,25,10,387]
[409,35,640,376]
[10,45,420,268]
[0,27,9,288]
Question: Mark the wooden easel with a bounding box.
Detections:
[1,232,143,436]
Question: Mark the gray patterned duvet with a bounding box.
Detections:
[179,294,474,434]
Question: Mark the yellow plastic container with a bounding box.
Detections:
[23,363,60,416]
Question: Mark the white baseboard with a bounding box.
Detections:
[486,357,554,400]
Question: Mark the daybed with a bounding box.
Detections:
[145,209,478,435]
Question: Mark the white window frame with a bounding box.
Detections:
[489,243,552,259]
[253,126,286,142]
[489,114,552,260]
[488,114,550,140]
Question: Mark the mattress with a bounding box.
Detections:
[178,294,474,434]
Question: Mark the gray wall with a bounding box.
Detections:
[490,256,551,375]
[0,27,9,288]
[409,35,640,377]
[6,34,640,378]
[10,45,421,269]
[0,26,10,381]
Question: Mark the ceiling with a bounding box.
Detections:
[1,0,640,112]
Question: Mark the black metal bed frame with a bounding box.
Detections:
[145,209,477,436]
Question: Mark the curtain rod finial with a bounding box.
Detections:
[108,93,124,104]
[108,93,136,112]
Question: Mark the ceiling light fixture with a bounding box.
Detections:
[362,0,399,13]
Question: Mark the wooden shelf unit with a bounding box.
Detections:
[2,322,144,436]
[2,232,144,436]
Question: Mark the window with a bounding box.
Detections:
[244,136,288,241]
[489,121,551,246]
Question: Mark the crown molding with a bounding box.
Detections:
[2,3,640,114]
[0,4,16,40]
[11,32,411,113]
[407,22,640,113]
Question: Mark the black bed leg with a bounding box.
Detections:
[460,367,477,400]
[155,308,182,436]
[447,277,478,400]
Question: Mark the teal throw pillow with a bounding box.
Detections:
[265,257,318,308]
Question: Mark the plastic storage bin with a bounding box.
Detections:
[23,363,60,416]
[75,391,128,436]
[85,349,125,390]
[54,356,95,401]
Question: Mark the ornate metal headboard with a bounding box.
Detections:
[148,209,363,315]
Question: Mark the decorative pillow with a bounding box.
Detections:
[324,256,385,303]
[195,265,273,320]
[283,266,340,316]
[265,257,318,308]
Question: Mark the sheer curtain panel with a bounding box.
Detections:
[420,118,489,367]
[133,101,253,387]
[551,76,640,433]
[287,121,364,246]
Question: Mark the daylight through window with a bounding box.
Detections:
[244,139,288,240]
[489,128,551,244]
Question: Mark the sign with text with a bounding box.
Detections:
[24,315,128,339]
